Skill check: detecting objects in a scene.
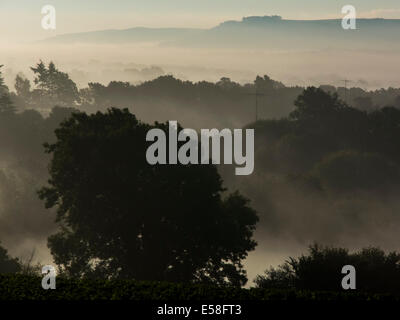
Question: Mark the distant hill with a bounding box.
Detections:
[44,27,204,44]
[43,15,400,50]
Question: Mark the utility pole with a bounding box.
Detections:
[246,90,266,122]
[342,79,351,104]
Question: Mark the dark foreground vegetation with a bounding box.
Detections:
[1,274,399,301]
[255,244,400,293]
[2,242,400,300]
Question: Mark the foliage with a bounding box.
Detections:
[255,244,400,293]
[31,61,80,107]
[15,74,31,99]
[0,274,399,301]
[0,65,16,115]
[0,65,8,94]
[38,108,258,286]
[0,243,20,273]
[313,150,400,193]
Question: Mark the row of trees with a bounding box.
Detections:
[7,61,400,129]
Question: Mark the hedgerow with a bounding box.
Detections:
[0,274,398,301]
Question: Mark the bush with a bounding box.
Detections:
[0,274,399,301]
[255,244,400,293]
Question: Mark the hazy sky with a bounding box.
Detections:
[1,0,400,41]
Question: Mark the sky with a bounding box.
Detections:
[1,0,400,42]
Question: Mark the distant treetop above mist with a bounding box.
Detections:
[216,15,283,27]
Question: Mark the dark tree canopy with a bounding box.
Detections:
[290,86,347,121]
[313,150,400,193]
[255,243,400,293]
[0,243,20,273]
[39,108,258,286]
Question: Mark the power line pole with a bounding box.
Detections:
[246,90,266,122]
[342,79,351,104]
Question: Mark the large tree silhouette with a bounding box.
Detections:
[39,108,258,286]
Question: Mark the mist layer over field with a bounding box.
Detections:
[1,41,400,91]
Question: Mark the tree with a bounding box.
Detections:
[394,95,400,108]
[0,94,16,116]
[353,96,373,112]
[31,61,79,107]
[0,243,20,273]
[15,73,31,99]
[0,65,8,94]
[290,87,347,122]
[254,75,283,92]
[13,74,32,110]
[255,244,400,293]
[0,65,16,115]
[216,77,240,90]
[312,150,400,193]
[39,108,258,286]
